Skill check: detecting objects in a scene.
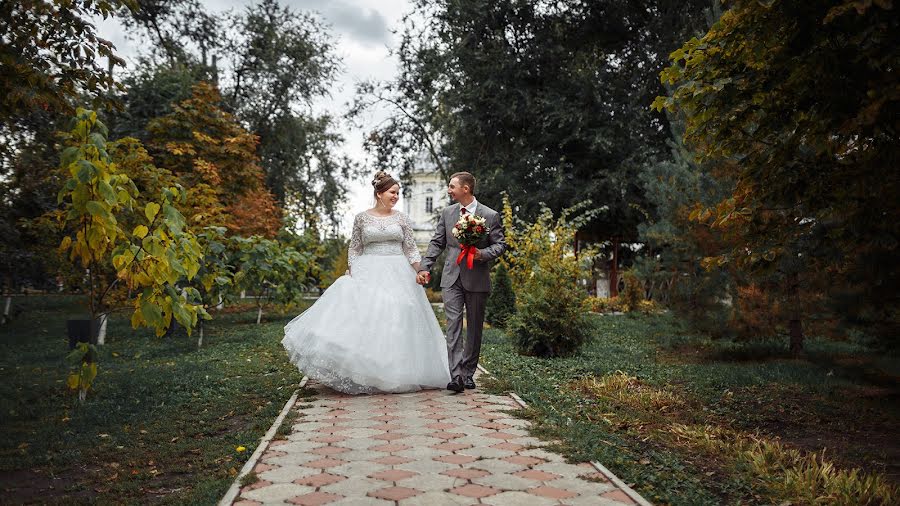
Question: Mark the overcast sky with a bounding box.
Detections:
[96,0,416,235]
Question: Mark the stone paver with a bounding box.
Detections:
[229,373,644,505]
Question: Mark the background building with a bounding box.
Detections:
[403,157,448,249]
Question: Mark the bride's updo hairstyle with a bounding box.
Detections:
[372,170,399,199]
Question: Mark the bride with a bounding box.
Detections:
[282,171,452,394]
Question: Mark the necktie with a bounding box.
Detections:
[461,207,468,215]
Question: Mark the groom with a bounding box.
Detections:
[417,172,506,393]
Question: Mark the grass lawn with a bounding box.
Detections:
[479,312,900,505]
[0,294,311,505]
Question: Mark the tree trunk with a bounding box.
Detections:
[789,317,803,356]
[256,306,263,324]
[96,313,108,345]
[610,239,620,297]
[197,320,204,349]
[2,295,11,324]
[787,272,803,356]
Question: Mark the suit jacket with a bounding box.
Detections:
[421,202,506,292]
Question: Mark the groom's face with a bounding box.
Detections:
[447,177,469,203]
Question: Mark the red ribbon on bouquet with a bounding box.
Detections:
[456,245,478,269]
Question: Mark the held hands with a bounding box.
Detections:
[473,249,483,262]
[416,270,430,285]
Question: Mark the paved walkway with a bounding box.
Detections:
[228,374,645,506]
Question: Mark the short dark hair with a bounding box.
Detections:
[450,171,476,194]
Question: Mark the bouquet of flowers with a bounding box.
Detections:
[452,212,489,269]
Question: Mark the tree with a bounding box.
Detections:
[0,0,128,123]
[0,109,71,313]
[192,226,235,347]
[637,78,736,333]
[319,240,349,290]
[654,1,900,348]
[353,0,710,242]
[222,0,359,231]
[110,61,210,142]
[485,263,515,328]
[55,108,207,340]
[231,236,312,324]
[146,82,282,237]
[116,0,220,66]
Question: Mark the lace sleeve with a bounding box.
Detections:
[400,213,422,265]
[348,213,363,269]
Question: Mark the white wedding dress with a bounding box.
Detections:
[282,211,451,394]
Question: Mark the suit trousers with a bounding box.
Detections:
[442,278,488,379]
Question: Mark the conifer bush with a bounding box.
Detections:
[486,263,515,328]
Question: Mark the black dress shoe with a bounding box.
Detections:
[464,376,476,390]
[447,375,464,393]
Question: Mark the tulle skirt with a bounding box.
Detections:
[282,253,451,394]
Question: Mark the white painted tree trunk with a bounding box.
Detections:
[3,296,10,323]
[256,306,263,324]
[96,313,108,345]
[197,320,204,349]
[215,293,224,310]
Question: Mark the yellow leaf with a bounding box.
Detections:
[59,236,72,252]
[133,225,149,239]
[67,374,80,390]
[236,446,246,453]
[145,202,160,222]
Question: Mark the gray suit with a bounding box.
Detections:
[421,202,506,379]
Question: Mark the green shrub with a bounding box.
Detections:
[508,267,591,357]
[502,201,595,357]
[486,263,516,328]
[620,269,644,312]
[590,296,625,313]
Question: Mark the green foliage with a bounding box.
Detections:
[111,61,208,141]
[637,80,736,334]
[55,108,206,336]
[231,235,312,323]
[65,342,98,403]
[485,263,515,328]
[116,0,219,65]
[655,1,900,342]
[508,267,591,358]
[193,226,235,309]
[590,296,620,313]
[0,0,130,120]
[354,0,710,239]
[0,109,71,296]
[504,201,594,357]
[319,241,348,289]
[222,0,360,229]
[619,270,643,313]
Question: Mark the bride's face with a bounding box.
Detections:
[377,184,401,209]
